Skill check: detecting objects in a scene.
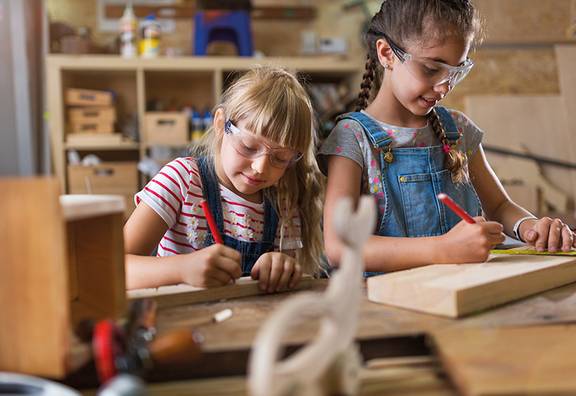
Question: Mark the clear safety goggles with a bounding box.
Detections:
[377,31,474,87]
[224,120,303,169]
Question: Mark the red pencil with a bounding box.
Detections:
[200,200,224,244]
[437,193,476,224]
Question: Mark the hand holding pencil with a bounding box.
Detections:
[437,192,505,263]
[174,201,241,288]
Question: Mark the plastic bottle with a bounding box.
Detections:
[120,3,137,58]
[140,14,161,58]
[191,110,204,142]
[202,109,213,132]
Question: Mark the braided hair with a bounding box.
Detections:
[356,0,482,182]
[355,54,377,111]
[428,109,468,183]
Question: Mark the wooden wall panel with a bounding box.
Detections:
[465,95,576,205]
[476,0,576,44]
[443,48,559,111]
[556,45,576,138]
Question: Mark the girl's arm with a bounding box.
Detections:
[124,202,242,289]
[468,145,533,234]
[124,202,181,289]
[470,145,575,251]
[324,156,504,271]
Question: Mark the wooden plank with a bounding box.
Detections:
[465,95,576,206]
[432,325,576,395]
[0,178,69,377]
[366,254,576,318]
[128,275,319,308]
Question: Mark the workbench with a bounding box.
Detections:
[85,279,576,395]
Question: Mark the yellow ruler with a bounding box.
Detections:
[491,246,576,256]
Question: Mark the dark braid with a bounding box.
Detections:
[428,109,468,183]
[355,54,377,111]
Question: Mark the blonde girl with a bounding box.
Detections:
[125,66,324,290]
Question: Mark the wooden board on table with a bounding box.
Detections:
[128,275,318,308]
[367,254,576,318]
[432,325,576,396]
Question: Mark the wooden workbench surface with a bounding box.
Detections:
[103,279,576,396]
[154,279,576,351]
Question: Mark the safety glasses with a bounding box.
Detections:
[224,120,303,169]
[374,30,474,87]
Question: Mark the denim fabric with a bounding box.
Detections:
[197,157,279,275]
[338,108,482,277]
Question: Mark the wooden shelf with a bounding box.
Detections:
[65,141,140,150]
[47,55,361,198]
[46,54,361,73]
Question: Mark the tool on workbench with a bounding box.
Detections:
[68,298,203,387]
[491,246,576,256]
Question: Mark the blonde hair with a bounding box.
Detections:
[191,66,325,275]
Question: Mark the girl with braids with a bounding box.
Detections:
[321,0,576,274]
[125,66,324,290]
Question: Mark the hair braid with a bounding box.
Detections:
[355,54,377,111]
[428,109,468,183]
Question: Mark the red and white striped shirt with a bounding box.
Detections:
[135,157,302,257]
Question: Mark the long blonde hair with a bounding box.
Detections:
[191,66,325,275]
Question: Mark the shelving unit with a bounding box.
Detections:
[46,55,361,212]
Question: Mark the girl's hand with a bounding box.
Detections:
[520,217,576,252]
[438,217,505,263]
[251,252,302,293]
[179,244,242,288]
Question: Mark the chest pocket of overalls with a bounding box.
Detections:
[398,168,481,237]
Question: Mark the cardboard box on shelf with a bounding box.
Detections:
[65,88,114,106]
[144,112,188,145]
[68,106,116,124]
[67,162,138,217]
[69,120,115,134]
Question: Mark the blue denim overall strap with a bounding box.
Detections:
[336,112,395,149]
[196,157,279,275]
[337,110,482,276]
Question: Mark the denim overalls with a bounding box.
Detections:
[337,107,482,275]
[197,157,279,275]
